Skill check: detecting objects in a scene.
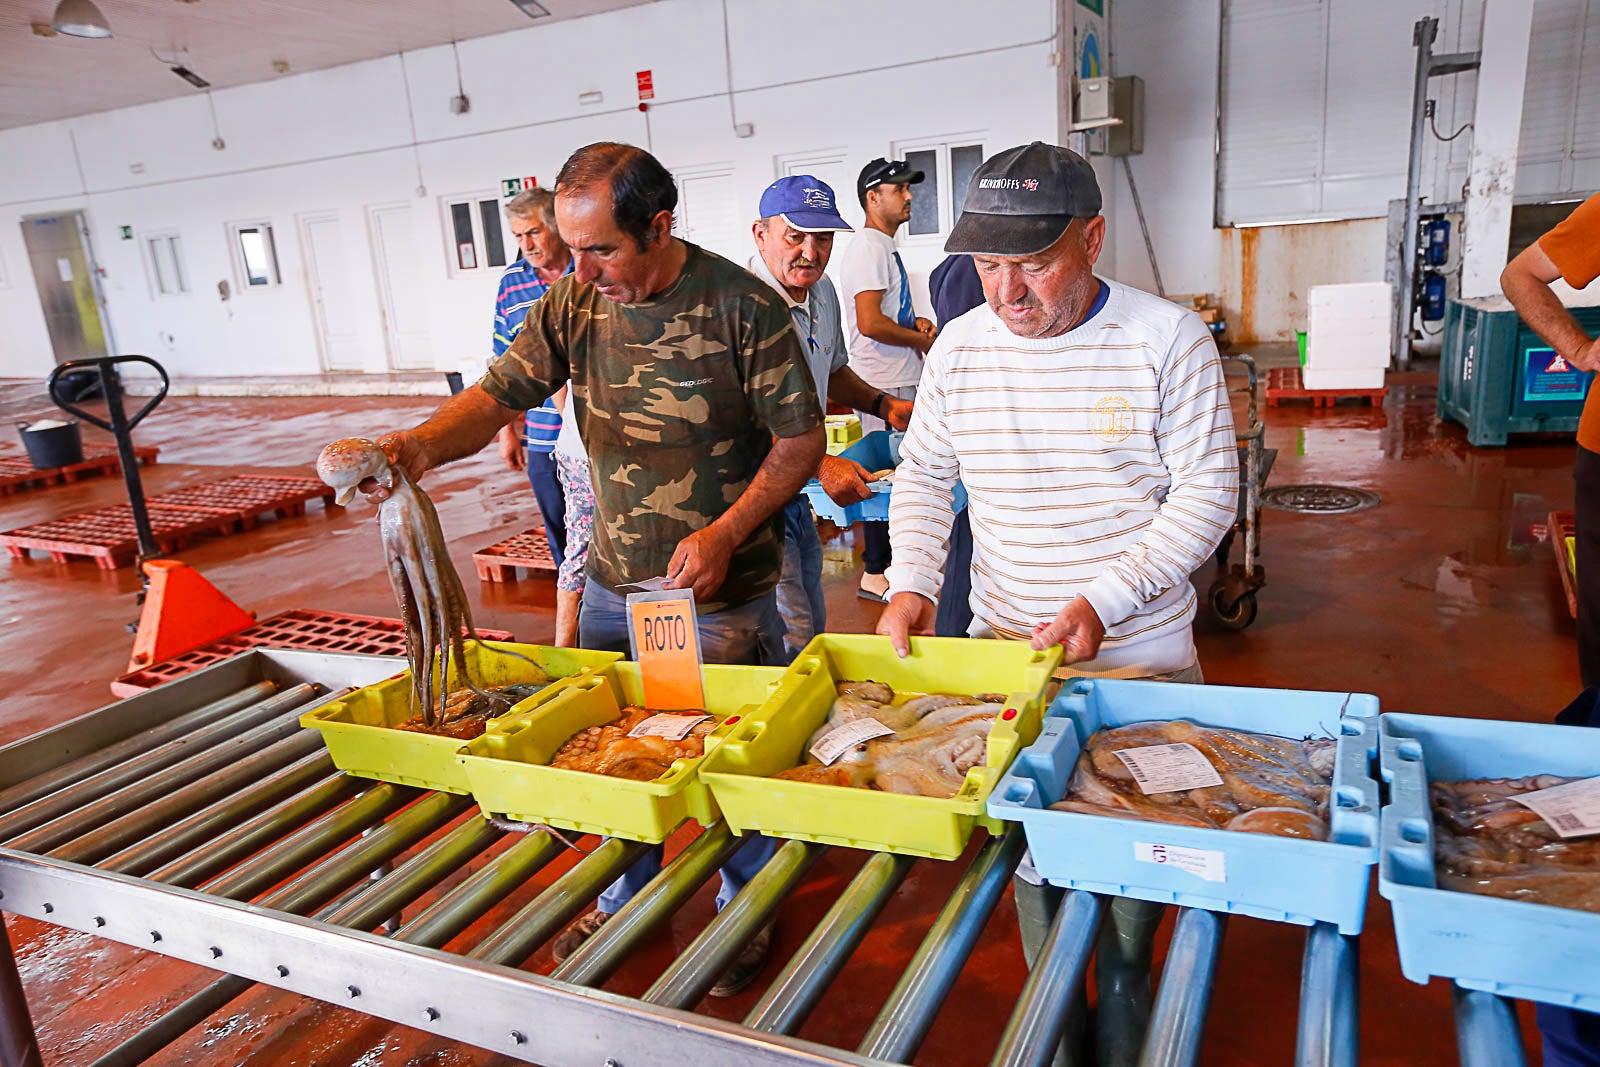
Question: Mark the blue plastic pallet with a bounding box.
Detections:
[1378,712,1600,1009]
[988,677,1380,934]
[802,431,966,525]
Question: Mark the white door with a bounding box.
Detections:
[299,213,364,371]
[778,150,857,284]
[674,168,743,261]
[368,204,434,370]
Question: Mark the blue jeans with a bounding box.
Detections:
[935,507,974,638]
[579,579,785,913]
[526,448,567,573]
[775,497,825,664]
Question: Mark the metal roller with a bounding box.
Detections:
[146,773,364,888]
[1137,908,1226,1067]
[469,836,653,966]
[0,683,317,842]
[0,682,278,817]
[1296,923,1358,1067]
[746,851,916,1035]
[397,828,565,949]
[2,687,337,854]
[1453,987,1529,1067]
[989,890,1103,1067]
[858,831,1025,1063]
[97,751,336,876]
[646,840,826,1008]
[551,823,744,988]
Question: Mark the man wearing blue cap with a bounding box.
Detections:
[748,175,914,659]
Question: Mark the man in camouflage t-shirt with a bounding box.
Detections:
[362,143,822,996]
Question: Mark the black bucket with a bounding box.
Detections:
[17,419,84,470]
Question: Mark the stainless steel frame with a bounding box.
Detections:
[0,649,1361,1066]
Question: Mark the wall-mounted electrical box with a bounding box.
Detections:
[1071,75,1143,156]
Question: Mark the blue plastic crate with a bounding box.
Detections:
[802,431,966,525]
[1378,712,1600,1009]
[988,677,1380,934]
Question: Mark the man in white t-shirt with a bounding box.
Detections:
[835,157,938,602]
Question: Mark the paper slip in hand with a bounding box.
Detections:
[1114,743,1224,795]
[1512,775,1600,838]
[615,575,672,594]
[627,713,711,741]
[810,717,894,766]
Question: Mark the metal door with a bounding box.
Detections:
[367,204,433,370]
[20,211,114,363]
[298,212,365,371]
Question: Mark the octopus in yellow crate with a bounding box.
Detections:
[1048,720,1337,841]
[774,681,1008,799]
[550,707,716,781]
[316,437,543,732]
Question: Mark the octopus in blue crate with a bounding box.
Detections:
[316,437,543,734]
[1430,776,1600,911]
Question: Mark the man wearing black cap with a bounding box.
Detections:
[837,157,937,602]
[876,143,1238,1044]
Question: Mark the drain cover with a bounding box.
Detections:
[1261,484,1381,514]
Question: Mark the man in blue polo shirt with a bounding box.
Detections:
[493,188,575,569]
[748,176,913,659]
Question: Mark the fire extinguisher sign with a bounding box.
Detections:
[1523,347,1593,403]
[636,70,655,101]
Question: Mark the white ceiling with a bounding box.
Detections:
[0,0,653,131]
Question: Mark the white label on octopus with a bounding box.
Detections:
[1114,743,1223,794]
[1135,842,1226,883]
[1512,776,1600,838]
[810,717,894,766]
[627,713,710,740]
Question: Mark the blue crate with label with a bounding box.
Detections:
[988,677,1380,934]
[801,431,967,525]
[1378,712,1600,1009]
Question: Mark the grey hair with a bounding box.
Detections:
[506,187,557,225]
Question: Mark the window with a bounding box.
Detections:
[673,165,743,260]
[144,233,187,296]
[442,193,509,273]
[889,136,986,238]
[1515,0,1600,201]
[230,222,281,288]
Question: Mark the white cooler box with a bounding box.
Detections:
[1304,282,1390,390]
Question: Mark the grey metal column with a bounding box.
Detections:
[0,913,41,1067]
[1097,897,1166,1067]
[646,840,825,1008]
[989,890,1103,1067]
[469,836,652,966]
[1295,923,1358,1067]
[746,852,916,1035]
[551,823,744,988]
[1453,986,1529,1067]
[1136,909,1225,1067]
[858,830,1025,1063]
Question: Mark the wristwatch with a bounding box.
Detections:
[872,391,888,419]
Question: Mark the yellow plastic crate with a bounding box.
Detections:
[299,642,621,793]
[459,661,788,842]
[699,634,1062,859]
[825,415,862,455]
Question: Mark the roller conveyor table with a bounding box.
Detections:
[0,649,1360,1066]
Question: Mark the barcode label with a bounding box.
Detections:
[627,713,711,740]
[1512,775,1600,839]
[1113,743,1224,795]
[810,717,894,766]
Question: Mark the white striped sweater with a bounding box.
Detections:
[885,281,1239,674]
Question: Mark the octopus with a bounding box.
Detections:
[316,437,543,731]
[1047,720,1337,841]
[1430,776,1600,912]
[774,681,1008,798]
[549,707,715,781]
[393,683,547,741]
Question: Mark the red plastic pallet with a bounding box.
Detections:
[0,503,236,569]
[472,527,557,581]
[1552,509,1578,620]
[151,475,337,531]
[0,445,160,496]
[109,607,515,697]
[1264,367,1388,408]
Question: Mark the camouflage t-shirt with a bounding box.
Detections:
[480,242,822,605]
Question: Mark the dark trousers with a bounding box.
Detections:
[1577,447,1600,686]
[862,521,890,575]
[935,508,975,637]
[526,448,567,573]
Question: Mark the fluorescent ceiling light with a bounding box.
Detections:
[53,0,112,38]
[509,0,551,17]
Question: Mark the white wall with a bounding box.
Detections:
[0,0,1064,381]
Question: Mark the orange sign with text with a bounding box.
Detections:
[628,592,705,710]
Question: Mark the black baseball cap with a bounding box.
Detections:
[857,157,924,202]
[945,142,1102,256]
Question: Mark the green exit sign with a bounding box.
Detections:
[119,225,132,240]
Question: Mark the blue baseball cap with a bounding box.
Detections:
[758,175,853,232]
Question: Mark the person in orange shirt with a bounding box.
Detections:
[1503,192,1600,686]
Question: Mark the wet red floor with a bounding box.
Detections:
[0,354,1575,1065]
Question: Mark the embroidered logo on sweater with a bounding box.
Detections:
[1092,396,1135,442]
